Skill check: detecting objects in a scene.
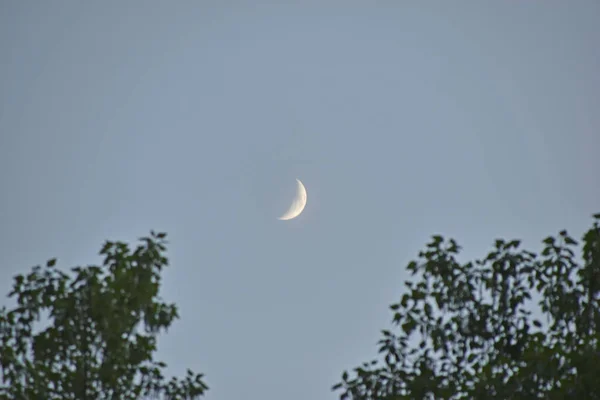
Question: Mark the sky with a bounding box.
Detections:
[1,2,599,399]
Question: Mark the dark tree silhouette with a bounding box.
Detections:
[0,231,208,399]
[334,213,600,399]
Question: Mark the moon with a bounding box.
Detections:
[278,179,307,221]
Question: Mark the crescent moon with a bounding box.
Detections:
[278,179,307,221]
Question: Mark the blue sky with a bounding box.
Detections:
[1,2,599,399]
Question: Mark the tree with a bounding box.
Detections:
[0,231,208,400]
[333,213,600,399]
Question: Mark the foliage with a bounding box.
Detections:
[333,213,600,400]
[0,231,208,400]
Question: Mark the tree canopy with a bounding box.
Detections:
[3,216,600,399]
[333,213,600,399]
[0,231,207,400]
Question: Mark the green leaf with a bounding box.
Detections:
[542,236,555,245]
[401,320,416,335]
[413,290,426,301]
[424,303,432,317]
[400,294,410,307]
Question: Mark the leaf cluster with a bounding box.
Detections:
[0,231,208,400]
[333,213,600,399]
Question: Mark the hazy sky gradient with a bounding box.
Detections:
[1,3,599,399]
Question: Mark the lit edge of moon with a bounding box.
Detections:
[278,178,307,221]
